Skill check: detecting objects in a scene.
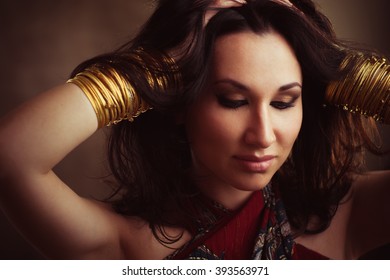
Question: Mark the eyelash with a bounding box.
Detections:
[216,96,296,110]
[270,101,296,110]
[217,96,248,109]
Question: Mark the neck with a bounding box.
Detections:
[193,175,255,210]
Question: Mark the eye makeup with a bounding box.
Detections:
[216,95,248,109]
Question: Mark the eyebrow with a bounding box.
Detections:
[214,79,302,92]
[279,82,302,91]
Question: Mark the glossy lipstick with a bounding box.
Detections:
[233,155,275,172]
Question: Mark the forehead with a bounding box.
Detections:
[210,31,302,87]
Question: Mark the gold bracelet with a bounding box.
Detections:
[67,50,180,128]
[325,53,390,124]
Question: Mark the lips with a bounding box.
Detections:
[233,155,275,172]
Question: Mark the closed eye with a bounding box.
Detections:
[270,101,295,110]
[271,95,300,110]
[216,95,248,109]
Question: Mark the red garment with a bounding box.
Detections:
[202,191,265,259]
[293,244,329,260]
[169,187,328,260]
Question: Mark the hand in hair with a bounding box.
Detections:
[168,0,248,60]
[204,0,247,26]
[204,0,294,26]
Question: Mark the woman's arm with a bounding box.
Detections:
[0,84,123,259]
[0,0,252,259]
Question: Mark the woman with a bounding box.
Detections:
[0,0,389,259]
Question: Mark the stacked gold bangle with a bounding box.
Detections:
[325,53,390,124]
[67,49,180,128]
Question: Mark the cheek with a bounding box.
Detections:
[188,109,235,147]
[186,101,243,157]
[275,110,302,148]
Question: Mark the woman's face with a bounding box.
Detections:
[185,31,302,208]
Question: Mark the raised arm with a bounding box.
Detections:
[0,84,124,259]
[0,0,250,260]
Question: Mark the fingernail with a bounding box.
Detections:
[233,0,247,4]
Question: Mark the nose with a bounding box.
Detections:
[243,105,276,148]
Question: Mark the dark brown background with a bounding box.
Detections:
[0,0,389,259]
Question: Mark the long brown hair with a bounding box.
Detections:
[71,0,384,241]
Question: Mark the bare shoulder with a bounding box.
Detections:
[294,170,390,259]
[348,170,390,258]
[294,188,354,259]
[351,170,390,190]
[108,207,191,259]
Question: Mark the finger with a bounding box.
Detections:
[210,0,247,9]
[205,0,247,26]
[271,0,294,8]
[230,0,247,5]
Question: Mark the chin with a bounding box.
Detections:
[230,163,281,190]
[233,178,271,192]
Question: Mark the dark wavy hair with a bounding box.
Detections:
[71,0,383,242]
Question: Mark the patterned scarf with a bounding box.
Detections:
[251,185,294,259]
[168,184,295,259]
